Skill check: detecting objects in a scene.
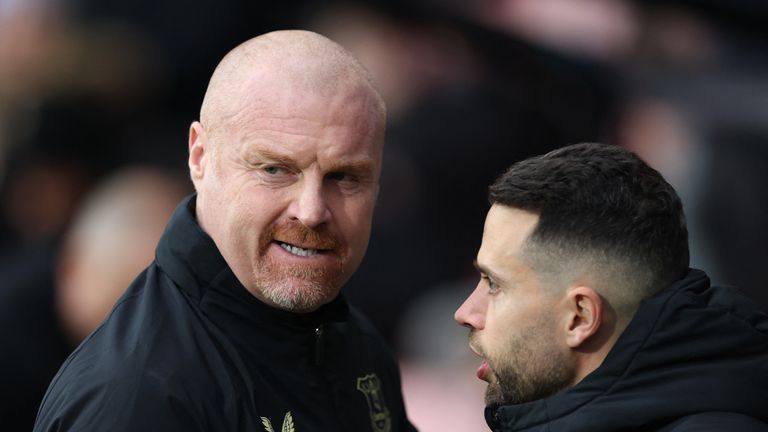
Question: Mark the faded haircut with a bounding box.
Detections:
[489,143,689,306]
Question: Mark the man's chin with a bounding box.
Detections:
[256,277,341,312]
[484,380,507,407]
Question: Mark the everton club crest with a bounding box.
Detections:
[356,374,392,432]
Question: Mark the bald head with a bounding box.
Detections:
[199,30,385,138]
[187,31,387,313]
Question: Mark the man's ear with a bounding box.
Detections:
[563,286,604,349]
[188,121,208,184]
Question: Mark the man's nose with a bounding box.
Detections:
[454,283,487,330]
[288,177,331,228]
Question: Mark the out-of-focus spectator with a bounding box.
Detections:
[0,166,188,431]
[56,167,188,342]
[0,0,170,247]
[465,0,639,61]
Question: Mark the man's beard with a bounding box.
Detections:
[253,220,346,312]
[482,321,575,406]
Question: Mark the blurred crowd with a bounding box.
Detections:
[1,0,767,430]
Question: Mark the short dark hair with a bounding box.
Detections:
[489,143,689,298]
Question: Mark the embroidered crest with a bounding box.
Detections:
[260,411,295,432]
[356,374,392,432]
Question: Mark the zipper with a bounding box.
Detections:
[312,323,347,430]
[314,324,325,366]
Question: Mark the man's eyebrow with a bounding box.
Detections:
[475,260,511,288]
[252,149,296,166]
[326,160,375,175]
[474,261,510,291]
[473,260,500,280]
[247,148,376,176]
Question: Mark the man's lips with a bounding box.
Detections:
[469,342,490,382]
[477,359,490,381]
[271,241,330,259]
[277,241,320,257]
[269,241,340,265]
[274,240,331,254]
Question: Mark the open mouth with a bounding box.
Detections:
[277,241,322,257]
[477,359,490,381]
[469,343,490,381]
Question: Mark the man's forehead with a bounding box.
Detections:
[241,71,381,114]
[207,82,375,146]
[201,32,385,140]
[479,206,539,265]
[484,206,539,240]
[232,102,383,149]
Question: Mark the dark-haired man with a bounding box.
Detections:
[455,143,768,431]
[35,30,414,432]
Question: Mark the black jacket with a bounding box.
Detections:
[486,269,768,432]
[34,196,415,432]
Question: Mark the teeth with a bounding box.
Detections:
[279,242,318,257]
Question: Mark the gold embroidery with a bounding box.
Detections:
[260,411,295,432]
[356,374,392,432]
[260,417,275,432]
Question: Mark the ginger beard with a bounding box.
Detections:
[252,219,347,312]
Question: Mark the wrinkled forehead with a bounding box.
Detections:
[209,74,383,173]
[247,81,382,148]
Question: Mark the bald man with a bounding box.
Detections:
[34,31,415,432]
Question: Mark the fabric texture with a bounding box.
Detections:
[486,269,768,432]
[34,195,414,432]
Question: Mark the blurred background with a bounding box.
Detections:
[1,0,766,430]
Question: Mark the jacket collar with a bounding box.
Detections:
[155,194,348,330]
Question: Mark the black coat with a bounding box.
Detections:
[34,196,415,432]
[486,269,768,432]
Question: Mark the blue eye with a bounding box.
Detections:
[264,166,286,175]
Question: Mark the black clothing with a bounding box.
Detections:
[0,239,72,431]
[34,196,414,432]
[486,269,768,432]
